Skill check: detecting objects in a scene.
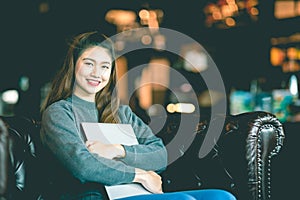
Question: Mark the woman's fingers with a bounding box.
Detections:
[85,140,96,147]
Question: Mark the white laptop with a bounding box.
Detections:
[81,122,152,199]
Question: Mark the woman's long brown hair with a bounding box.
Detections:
[40,31,120,123]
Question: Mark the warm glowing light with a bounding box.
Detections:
[270,47,285,66]
[148,10,159,29]
[204,0,259,28]
[139,9,164,27]
[212,11,222,20]
[2,90,19,104]
[175,103,195,113]
[228,4,238,13]
[274,1,296,19]
[250,7,259,15]
[166,103,176,113]
[139,9,150,20]
[105,10,136,26]
[226,0,235,4]
[138,68,152,109]
[148,58,170,91]
[225,17,236,26]
[287,47,298,60]
[141,35,152,45]
[222,5,233,17]
[115,56,128,103]
[166,103,195,113]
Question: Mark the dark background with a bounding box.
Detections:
[0,0,299,118]
[0,1,298,198]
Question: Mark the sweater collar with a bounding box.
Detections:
[67,95,96,110]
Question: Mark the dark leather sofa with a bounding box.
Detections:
[0,111,284,200]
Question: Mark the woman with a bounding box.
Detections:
[40,31,236,200]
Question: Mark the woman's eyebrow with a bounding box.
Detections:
[82,58,95,62]
[82,58,111,65]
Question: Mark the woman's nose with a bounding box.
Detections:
[91,66,102,78]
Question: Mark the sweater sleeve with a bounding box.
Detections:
[40,103,135,186]
[119,106,168,172]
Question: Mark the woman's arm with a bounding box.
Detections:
[118,106,168,172]
[40,104,136,186]
[86,140,126,160]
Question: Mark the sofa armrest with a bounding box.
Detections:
[217,111,285,200]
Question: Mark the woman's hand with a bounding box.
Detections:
[86,140,125,160]
[133,168,163,194]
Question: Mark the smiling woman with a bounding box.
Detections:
[39,30,236,200]
[39,30,168,199]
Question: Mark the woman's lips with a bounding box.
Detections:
[87,79,101,86]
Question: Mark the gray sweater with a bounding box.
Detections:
[40,95,167,186]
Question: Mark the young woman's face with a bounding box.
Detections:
[73,46,113,102]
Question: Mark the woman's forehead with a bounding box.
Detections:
[80,46,112,62]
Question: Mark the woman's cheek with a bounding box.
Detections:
[103,70,112,81]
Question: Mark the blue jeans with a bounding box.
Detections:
[60,189,236,200]
[117,189,236,200]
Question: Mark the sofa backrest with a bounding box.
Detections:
[0,111,285,200]
[0,116,44,200]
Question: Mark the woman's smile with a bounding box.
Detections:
[73,46,112,102]
[86,78,101,86]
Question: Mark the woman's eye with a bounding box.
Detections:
[102,65,110,69]
[85,62,93,67]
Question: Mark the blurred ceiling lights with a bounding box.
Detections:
[105,9,138,31]
[105,8,165,51]
[203,0,259,29]
[270,33,300,73]
[271,33,300,46]
[274,0,300,19]
[105,8,163,32]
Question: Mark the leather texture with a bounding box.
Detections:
[0,119,9,196]
[207,111,284,200]
[0,111,285,200]
[161,111,284,200]
[0,116,43,200]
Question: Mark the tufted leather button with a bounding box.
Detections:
[230,183,235,189]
